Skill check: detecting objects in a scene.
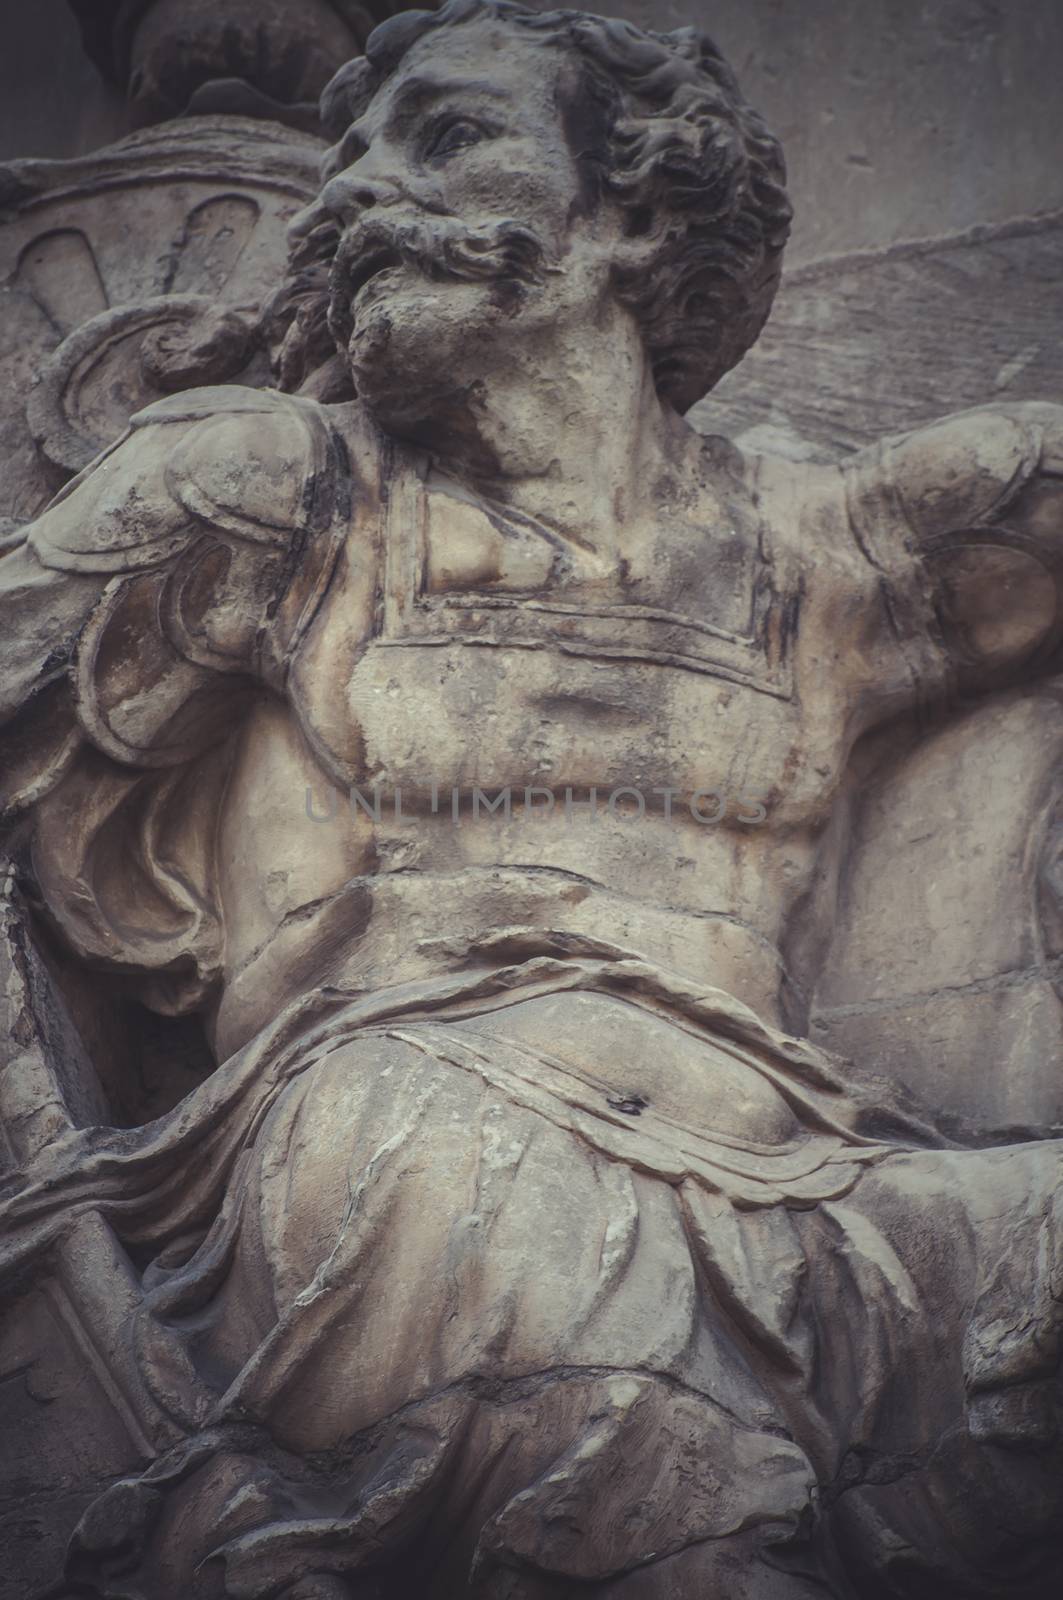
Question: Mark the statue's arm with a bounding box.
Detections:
[0,386,354,821]
[841,400,1063,694]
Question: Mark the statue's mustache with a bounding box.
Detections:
[328,213,553,337]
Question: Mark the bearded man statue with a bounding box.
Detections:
[1,4,1062,1596]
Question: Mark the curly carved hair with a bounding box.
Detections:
[268,0,792,414]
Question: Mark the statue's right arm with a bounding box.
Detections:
[838,402,1063,706]
[0,386,358,823]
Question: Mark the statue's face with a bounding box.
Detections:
[320,18,621,440]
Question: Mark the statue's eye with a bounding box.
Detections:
[427,118,485,160]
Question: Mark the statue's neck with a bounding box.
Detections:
[397,320,696,558]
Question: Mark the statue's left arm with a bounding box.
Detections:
[842,400,1063,695]
[0,385,359,1013]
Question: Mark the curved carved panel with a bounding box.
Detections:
[15,228,109,334]
[165,193,260,294]
[28,295,261,473]
[0,115,321,523]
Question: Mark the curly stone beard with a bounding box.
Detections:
[327,213,554,439]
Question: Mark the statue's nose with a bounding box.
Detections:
[319,169,399,221]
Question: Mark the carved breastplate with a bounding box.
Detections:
[373,452,797,702]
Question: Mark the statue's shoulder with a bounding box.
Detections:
[842,401,1062,541]
[30,385,376,575]
[726,442,856,581]
[743,403,1063,603]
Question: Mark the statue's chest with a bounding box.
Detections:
[331,469,800,790]
[381,470,794,676]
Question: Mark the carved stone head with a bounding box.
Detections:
[272,0,792,421]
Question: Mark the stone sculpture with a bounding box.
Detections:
[67,0,408,130]
[1,3,1061,1595]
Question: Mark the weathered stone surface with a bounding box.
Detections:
[687,218,1063,1147]
[809,693,1063,1140]
[692,212,1063,456]
[0,5,1061,1598]
[0,116,321,533]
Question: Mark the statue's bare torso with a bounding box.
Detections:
[213,411,917,1062]
[20,382,1059,1075]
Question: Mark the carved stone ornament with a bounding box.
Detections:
[68,0,411,130]
[1,4,1062,1598]
[0,115,321,535]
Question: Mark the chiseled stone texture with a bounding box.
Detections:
[0,5,1061,1598]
